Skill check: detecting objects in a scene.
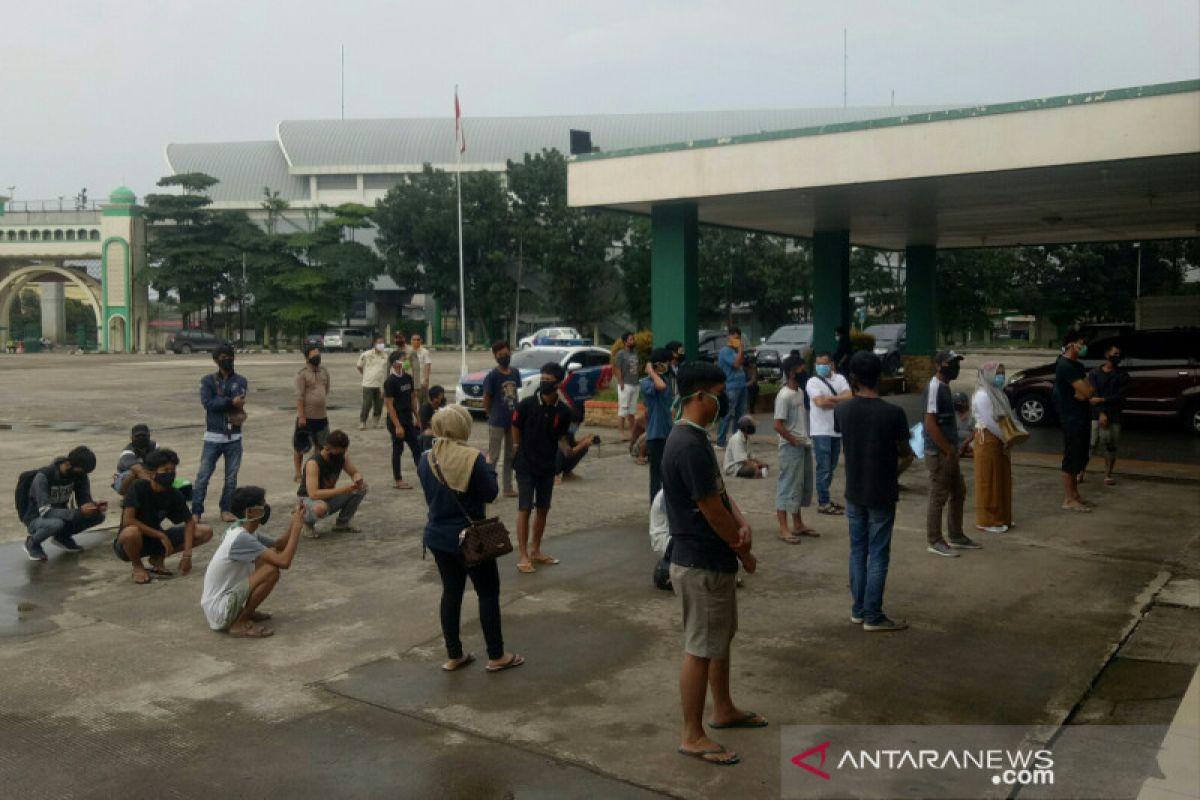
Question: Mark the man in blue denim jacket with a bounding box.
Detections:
[192,344,248,522]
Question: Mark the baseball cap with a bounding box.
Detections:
[934,349,964,365]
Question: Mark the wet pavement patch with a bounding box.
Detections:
[0,537,106,637]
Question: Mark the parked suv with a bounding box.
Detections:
[168,329,227,354]
[1004,329,1200,434]
[322,327,372,352]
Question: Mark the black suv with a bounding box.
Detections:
[168,329,228,354]
[1004,329,1200,434]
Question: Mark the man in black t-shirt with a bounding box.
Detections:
[114,449,213,585]
[1082,343,1129,486]
[835,352,912,632]
[384,350,421,489]
[418,385,447,452]
[662,362,761,768]
[1053,330,1094,511]
[512,362,572,573]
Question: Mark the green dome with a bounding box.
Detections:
[109,186,136,204]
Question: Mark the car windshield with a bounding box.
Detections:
[766,325,813,345]
[324,329,343,337]
[511,348,568,369]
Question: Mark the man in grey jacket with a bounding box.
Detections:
[22,446,107,561]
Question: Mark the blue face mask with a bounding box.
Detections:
[816,364,832,378]
[993,375,1005,388]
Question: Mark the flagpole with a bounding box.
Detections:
[455,86,468,378]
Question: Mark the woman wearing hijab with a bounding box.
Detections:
[971,362,1026,533]
[417,405,524,673]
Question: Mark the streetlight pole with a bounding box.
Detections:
[240,252,247,347]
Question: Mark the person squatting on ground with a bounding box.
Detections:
[418,405,524,673]
[807,352,852,515]
[193,344,246,522]
[1055,330,1095,511]
[384,349,421,490]
[723,416,767,480]
[1081,343,1129,487]
[923,349,983,557]
[200,487,302,639]
[113,448,213,584]
[640,347,676,501]
[774,357,817,543]
[293,344,331,483]
[662,361,763,767]
[482,340,520,499]
[715,328,748,448]
[21,446,107,561]
[297,430,368,538]
[836,351,913,632]
[112,423,157,495]
[356,334,390,430]
[419,385,447,453]
[555,399,597,483]
[972,363,1026,533]
[512,362,571,574]
[614,331,641,442]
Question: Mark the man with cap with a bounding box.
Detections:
[113,423,157,495]
[922,350,982,557]
[640,347,677,502]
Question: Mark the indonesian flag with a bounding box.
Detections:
[454,87,466,154]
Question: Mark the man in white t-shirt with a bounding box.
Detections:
[806,352,853,515]
[200,486,303,639]
[776,356,817,542]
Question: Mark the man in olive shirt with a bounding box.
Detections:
[356,334,390,430]
[1054,330,1094,511]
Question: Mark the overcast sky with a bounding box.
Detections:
[4,0,1197,203]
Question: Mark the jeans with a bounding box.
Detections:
[487,424,515,492]
[925,450,965,544]
[647,438,667,502]
[715,384,748,447]
[846,502,895,625]
[303,486,367,526]
[192,438,243,517]
[431,547,504,660]
[388,421,422,479]
[813,435,841,507]
[775,444,814,513]
[27,510,107,545]
[360,386,384,423]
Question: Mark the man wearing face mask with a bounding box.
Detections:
[1054,330,1095,511]
[112,423,157,495]
[923,350,982,557]
[1081,344,1129,487]
[294,345,331,483]
[356,334,390,430]
[114,449,213,585]
[193,344,247,523]
[297,430,367,538]
[483,340,520,498]
[661,362,761,767]
[20,446,106,562]
[511,362,572,573]
[807,353,852,515]
[201,486,304,639]
[384,349,421,489]
[641,347,677,501]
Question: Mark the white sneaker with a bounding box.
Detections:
[976,524,1008,534]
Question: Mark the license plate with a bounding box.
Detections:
[462,399,483,408]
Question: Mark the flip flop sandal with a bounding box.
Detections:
[250,611,272,622]
[677,746,741,766]
[708,711,769,729]
[517,562,536,574]
[1061,504,1093,513]
[486,654,524,673]
[1104,478,1117,486]
[229,624,274,638]
[146,566,174,578]
[132,571,153,585]
[531,555,560,565]
[777,535,802,545]
[794,528,821,538]
[442,653,476,672]
[817,505,844,516]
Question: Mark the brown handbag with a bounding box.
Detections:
[430,453,513,566]
[211,373,248,428]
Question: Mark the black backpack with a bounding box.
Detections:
[14,467,44,523]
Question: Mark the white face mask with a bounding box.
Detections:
[375,343,386,352]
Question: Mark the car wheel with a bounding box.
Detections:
[180,343,193,354]
[886,354,902,374]
[1015,393,1050,427]
[1185,401,1200,436]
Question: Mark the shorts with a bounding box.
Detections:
[516,470,555,512]
[1061,423,1091,475]
[670,564,738,659]
[1091,420,1121,456]
[293,418,330,453]
[617,384,639,417]
[207,582,252,631]
[113,525,186,561]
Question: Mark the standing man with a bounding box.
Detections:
[715,328,748,448]
[640,348,676,501]
[1082,343,1129,486]
[774,357,817,543]
[1055,330,1095,511]
[807,353,852,516]
[410,333,433,404]
[923,349,982,557]
[21,446,107,561]
[512,363,572,574]
[662,362,762,767]
[482,340,520,499]
[384,349,421,489]
[614,332,641,442]
[193,344,247,523]
[419,385,448,452]
[356,334,390,430]
[297,430,368,538]
[293,344,331,484]
[835,351,911,631]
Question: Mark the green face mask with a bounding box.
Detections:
[672,391,724,431]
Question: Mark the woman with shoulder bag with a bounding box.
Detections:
[417,405,524,673]
[971,362,1027,534]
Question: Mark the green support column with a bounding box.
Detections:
[651,203,699,360]
[431,297,443,346]
[905,245,937,356]
[812,230,850,355]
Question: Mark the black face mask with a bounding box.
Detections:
[325,452,346,470]
[133,436,152,452]
[217,357,234,372]
[256,504,272,526]
[497,355,512,368]
[308,356,322,367]
[539,381,559,397]
[154,472,176,490]
[941,362,961,380]
[1109,355,1122,366]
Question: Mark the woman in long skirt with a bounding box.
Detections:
[972,362,1026,533]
